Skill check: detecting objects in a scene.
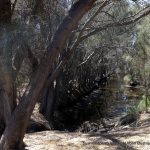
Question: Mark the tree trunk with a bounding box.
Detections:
[40,83,55,121]
[0,0,11,24]
[0,0,17,137]
[40,79,60,128]
[0,0,96,149]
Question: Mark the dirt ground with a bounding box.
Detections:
[24,112,150,150]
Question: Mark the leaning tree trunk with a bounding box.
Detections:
[0,0,17,137]
[0,0,97,149]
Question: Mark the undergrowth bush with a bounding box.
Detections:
[137,95,150,112]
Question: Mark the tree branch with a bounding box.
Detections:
[81,6,150,41]
[0,0,97,149]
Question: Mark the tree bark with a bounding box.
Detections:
[0,0,11,24]
[0,0,96,149]
[0,0,17,137]
[40,78,60,128]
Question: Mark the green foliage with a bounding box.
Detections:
[128,95,150,117]
[126,95,150,120]
[128,105,139,117]
[137,95,150,112]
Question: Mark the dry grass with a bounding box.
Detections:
[24,112,150,150]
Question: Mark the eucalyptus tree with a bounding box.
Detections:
[0,0,98,149]
[0,0,150,149]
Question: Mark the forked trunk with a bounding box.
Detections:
[0,0,96,149]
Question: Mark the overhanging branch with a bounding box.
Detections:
[81,6,150,41]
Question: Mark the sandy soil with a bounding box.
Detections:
[24,112,150,150]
